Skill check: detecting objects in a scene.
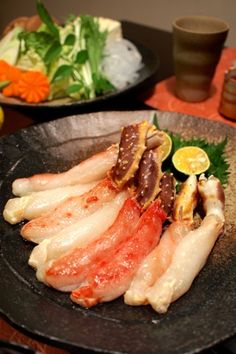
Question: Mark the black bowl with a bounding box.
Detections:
[0,41,159,121]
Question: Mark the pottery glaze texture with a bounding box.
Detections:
[219,67,236,120]
[173,16,229,102]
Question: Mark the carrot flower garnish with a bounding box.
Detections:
[0,60,50,103]
[18,71,50,103]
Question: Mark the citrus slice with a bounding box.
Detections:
[0,106,4,130]
[172,146,210,175]
[159,131,172,161]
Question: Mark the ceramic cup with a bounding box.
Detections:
[173,16,229,102]
[219,67,236,120]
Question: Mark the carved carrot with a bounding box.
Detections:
[18,71,49,103]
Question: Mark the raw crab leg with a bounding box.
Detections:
[29,191,128,280]
[21,177,119,243]
[12,144,118,196]
[45,198,141,291]
[124,221,191,306]
[124,174,198,306]
[146,175,225,313]
[12,125,162,198]
[3,182,97,224]
[70,200,166,308]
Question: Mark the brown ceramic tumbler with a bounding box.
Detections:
[219,67,236,120]
[173,16,229,102]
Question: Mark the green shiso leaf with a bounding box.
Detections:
[153,116,230,186]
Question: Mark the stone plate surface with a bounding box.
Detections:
[0,110,236,354]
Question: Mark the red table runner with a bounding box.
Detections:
[0,319,68,353]
[145,47,236,127]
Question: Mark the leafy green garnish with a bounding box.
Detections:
[169,133,229,185]
[153,114,230,186]
[153,113,160,130]
[203,138,230,186]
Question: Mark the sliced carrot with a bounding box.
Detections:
[0,60,10,81]
[2,82,21,97]
[0,61,22,83]
[0,61,50,103]
[18,71,50,103]
[1,60,22,98]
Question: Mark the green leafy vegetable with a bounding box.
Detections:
[18,31,53,58]
[80,15,114,95]
[37,0,59,39]
[75,50,88,64]
[0,1,117,101]
[64,34,76,46]
[66,83,83,94]
[0,27,21,65]
[44,41,62,65]
[52,64,73,82]
[92,74,114,94]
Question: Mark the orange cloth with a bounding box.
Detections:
[145,47,236,127]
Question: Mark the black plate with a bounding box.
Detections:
[0,42,159,121]
[1,111,236,354]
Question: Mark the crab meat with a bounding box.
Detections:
[70,200,166,307]
[124,175,197,306]
[12,144,118,196]
[29,191,128,280]
[3,182,97,224]
[146,175,225,313]
[45,198,141,291]
[21,177,119,243]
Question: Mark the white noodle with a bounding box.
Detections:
[101,38,143,90]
